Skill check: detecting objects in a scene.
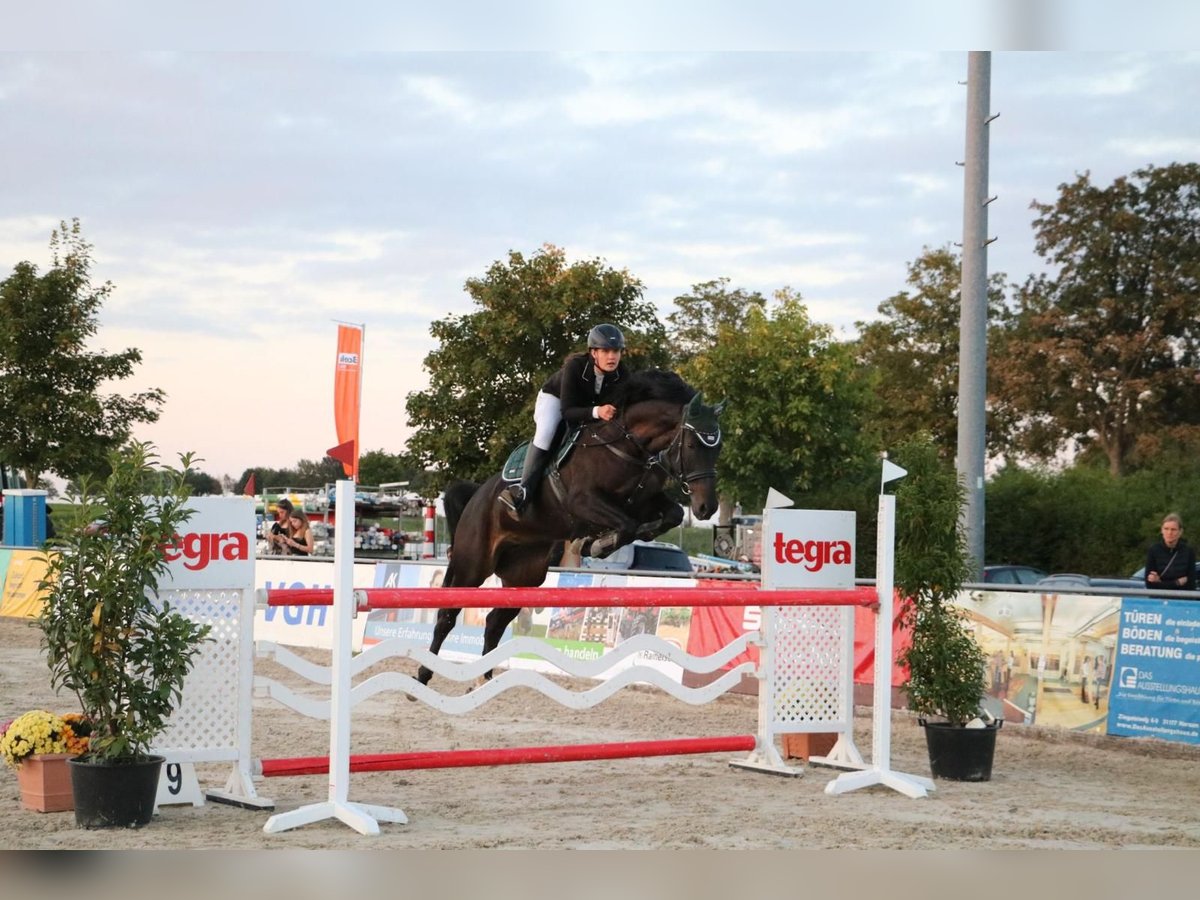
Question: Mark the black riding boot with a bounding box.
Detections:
[500,444,550,515]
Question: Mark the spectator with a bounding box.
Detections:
[281,509,315,557]
[266,497,295,555]
[1144,513,1196,591]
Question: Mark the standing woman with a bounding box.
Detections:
[1144,513,1196,591]
[283,509,316,557]
[266,497,295,555]
[500,323,630,516]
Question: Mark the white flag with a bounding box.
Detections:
[764,487,794,509]
[881,459,908,488]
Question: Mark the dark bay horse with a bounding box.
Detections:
[418,370,724,688]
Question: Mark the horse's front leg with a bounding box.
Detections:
[417,607,463,686]
[583,529,624,559]
[575,491,685,558]
[568,493,641,559]
[634,494,685,542]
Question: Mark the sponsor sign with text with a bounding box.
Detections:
[1107,597,1200,745]
[761,508,855,589]
[161,496,255,590]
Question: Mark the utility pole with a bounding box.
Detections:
[957,51,994,578]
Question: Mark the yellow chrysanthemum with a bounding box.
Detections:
[0,710,69,768]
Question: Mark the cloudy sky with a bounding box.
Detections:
[2,47,1198,481]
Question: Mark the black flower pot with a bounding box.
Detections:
[69,755,164,829]
[919,718,1001,782]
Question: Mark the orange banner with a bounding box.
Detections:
[333,324,363,479]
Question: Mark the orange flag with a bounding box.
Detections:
[243,473,256,496]
[333,324,364,479]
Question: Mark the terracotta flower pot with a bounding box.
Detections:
[16,753,75,812]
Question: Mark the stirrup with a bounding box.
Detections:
[498,485,525,513]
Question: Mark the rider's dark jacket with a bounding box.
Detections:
[541,352,629,428]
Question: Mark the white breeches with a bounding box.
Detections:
[532,391,562,450]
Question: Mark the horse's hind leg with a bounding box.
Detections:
[416,607,463,686]
[417,550,480,689]
[475,551,551,683]
[478,607,521,682]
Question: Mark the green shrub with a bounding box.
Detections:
[37,442,211,762]
[893,435,987,726]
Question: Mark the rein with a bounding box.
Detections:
[582,409,719,500]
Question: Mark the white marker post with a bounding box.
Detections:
[825,460,934,798]
[264,480,408,835]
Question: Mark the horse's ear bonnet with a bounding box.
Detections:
[684,392,723,447]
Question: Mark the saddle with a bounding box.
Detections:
[501,426,581,484]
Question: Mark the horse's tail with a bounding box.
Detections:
[442,480,481,543]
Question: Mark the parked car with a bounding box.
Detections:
[1130,561,1200,582]
[1036,573,1142,591]
[982,565,1047,585]
[582,540,694,574]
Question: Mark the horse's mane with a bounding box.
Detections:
[614,369,697,409]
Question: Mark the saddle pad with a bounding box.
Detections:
[500,428,581,483]
[502,442,529,482]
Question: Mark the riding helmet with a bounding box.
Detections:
[587,323,626,350]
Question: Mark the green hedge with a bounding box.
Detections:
[985,460,1200,578]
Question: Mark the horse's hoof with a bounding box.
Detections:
[404,691,418,702]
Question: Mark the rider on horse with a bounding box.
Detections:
[499,323,631,516]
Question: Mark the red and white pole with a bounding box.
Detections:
[422,502,435,558]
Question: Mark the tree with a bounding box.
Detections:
[358,449,415,488]
[405,245,669,483]
[666,278,767,366]
[236,463,326,493]
[236,452,437,498]
[0,220,164,487]
[855,247,1009,460]
[296,456,346,486]
[682,289,873,514]
[356,448,439,495]
[182,468,223,496]
[992,164,1200,476]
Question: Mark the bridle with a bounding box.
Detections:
[585,405,721,499]
[658,415,722,495]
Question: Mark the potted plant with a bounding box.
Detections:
[0,710,91,812]
[892,435,998,781]
[37,441,211,828]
